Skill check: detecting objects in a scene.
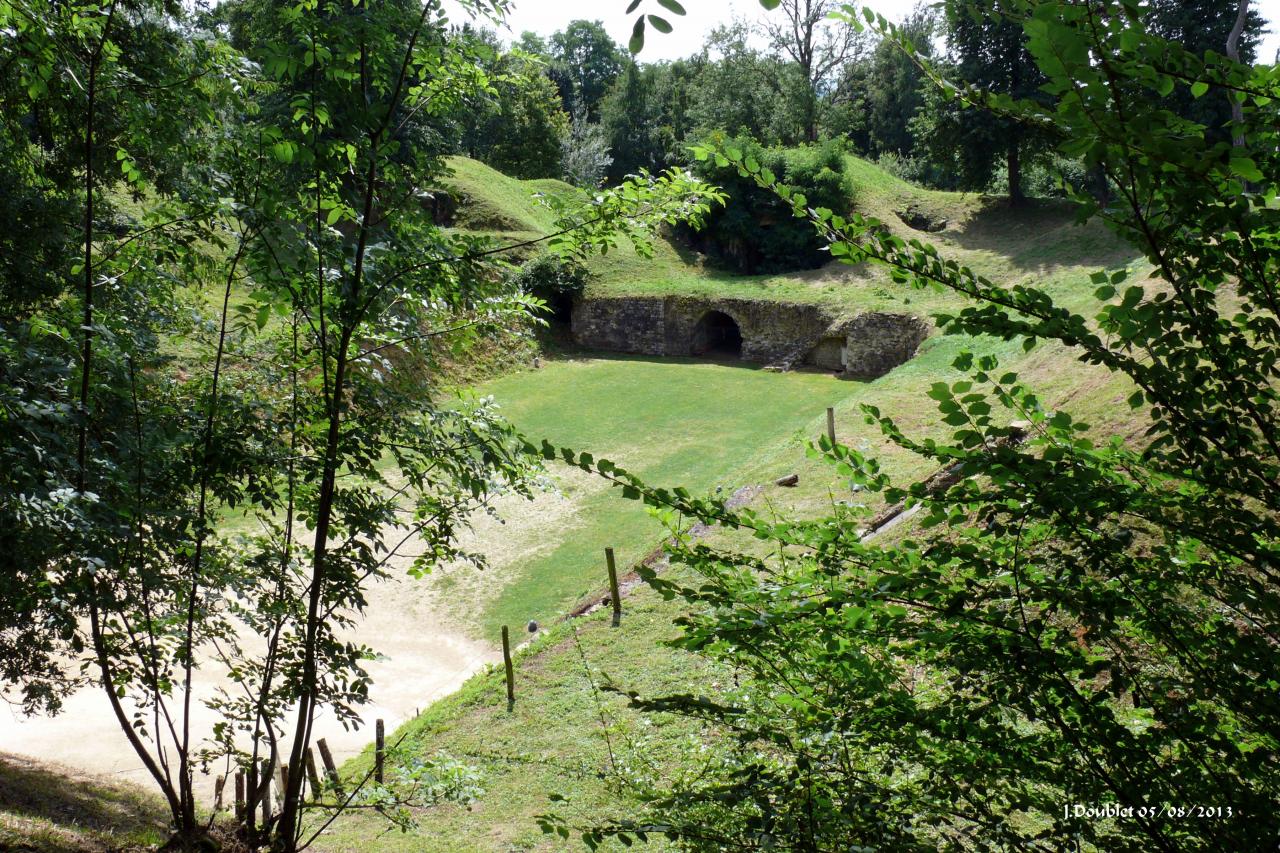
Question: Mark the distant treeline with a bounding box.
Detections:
[440,1,1266,203]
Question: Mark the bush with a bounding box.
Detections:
[874,151,961,191]
[510,254,589,323]
[688,136,853,274]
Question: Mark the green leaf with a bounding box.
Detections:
[1190,80,1209,98]
[1230,157,1264,182]
[628,17,645,53]
[656,0,686,15]
[647,14,672,34]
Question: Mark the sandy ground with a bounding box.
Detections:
[420,465,605,627]
[0,465,594,807]
[0,543,500,805]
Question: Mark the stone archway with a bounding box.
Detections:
[691,310,743,358]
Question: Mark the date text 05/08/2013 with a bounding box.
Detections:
[1065,804,1234,821]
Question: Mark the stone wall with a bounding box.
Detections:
[804,336,846,371]
[570,297,666,355]
[570,295,929,377]
[841,312,931,379]
[660,297,830,364]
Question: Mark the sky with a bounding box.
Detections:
[442,0,1280,64]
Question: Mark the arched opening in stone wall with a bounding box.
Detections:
[691,310,743,358]
[542,292,574,326]
[803,336,846,372]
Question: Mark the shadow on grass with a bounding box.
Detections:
[538,350,878,387]
[936,197,1078,264]
[0,752,169,852]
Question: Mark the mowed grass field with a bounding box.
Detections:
[435,355,850,638]
[316,342,1148,853]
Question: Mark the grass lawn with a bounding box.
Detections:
[440,355,853,638]
[311,585,718,853]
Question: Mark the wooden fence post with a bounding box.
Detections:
[260,759,272,824]
[213,774,226,812]
[826,406,836,444]
[246,762,258,832]
[606,547,621,627]
[375,718,385,784]
[502,625,515,706]
[305,747,322,801]
[235,770,245,822]
[317,737,343,797]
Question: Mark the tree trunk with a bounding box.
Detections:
[1091,162,1110,207]
[805,87,818,143]
[1006,142,1024,207]
[1225,0,1249,147]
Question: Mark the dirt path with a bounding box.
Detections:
[0,541,498,804]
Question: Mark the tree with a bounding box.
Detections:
[450,29,569,178]
[831,4,938,157]
[762,0,867,142]
[513,29,549,57]
[561,104,613,188]
[600,59,698,181]
[600,62,661,181]
[914,0,1052,203]
[543,0,1280,848]
[686,136,853,273]
[1146,0,1262,62]
[549,20,623,121]
[687,21,807,146]
[1,0,251,840]
[486,59,570,178]
[0,0,722,850]
[1145,0,1265,134]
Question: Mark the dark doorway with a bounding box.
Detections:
[692,310,743,358]
[544,291,574,325]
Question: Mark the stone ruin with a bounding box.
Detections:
[569,295,930,379]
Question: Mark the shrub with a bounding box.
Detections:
[510,254,589,323]
[688,136,853,274]
[874,150,961,190]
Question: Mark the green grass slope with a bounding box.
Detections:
[0,753,170,852]
[444,154,1133,319]
[441,156,576,239]
[438,357,848,639]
